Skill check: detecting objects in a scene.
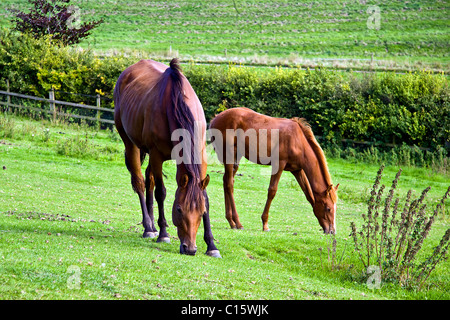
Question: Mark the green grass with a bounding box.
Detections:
[0,113,449,300]
[0,0,448,72]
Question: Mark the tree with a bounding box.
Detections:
[10,0,103,46]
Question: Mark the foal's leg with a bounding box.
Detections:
[261,162,286,231]
[223,163,243,229]
[150,152,170,243]
[291,169,315,207]
[123,144,152,238]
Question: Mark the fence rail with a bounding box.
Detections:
[1,82,441,152]
[0,82,114,125]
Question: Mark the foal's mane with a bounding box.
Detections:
[159,58,203,208]
[292,117,337,203]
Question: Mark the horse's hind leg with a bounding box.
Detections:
[123,144,153,238]
[144,162,158,237]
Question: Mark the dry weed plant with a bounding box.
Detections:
[350,165,450,289]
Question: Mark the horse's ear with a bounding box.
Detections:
[180,174,189,188]
[335,183,340,191]
[200,174,210,190]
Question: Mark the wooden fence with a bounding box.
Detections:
[0,81,440,152]
[0,80,114,125]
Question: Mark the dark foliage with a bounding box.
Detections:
[10,0,103,46]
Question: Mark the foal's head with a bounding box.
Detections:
[313,184,339,234]
[172,174,210,255]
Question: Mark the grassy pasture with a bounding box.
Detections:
[0,114,449,300]
[0,0,448,72]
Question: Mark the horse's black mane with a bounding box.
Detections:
[159,58,203,209]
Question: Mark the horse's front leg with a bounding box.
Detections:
[291,169,315,207]
[261,162,285,231]
[203,190,221,258]
[150,154,170,243]
[223,163,243,229]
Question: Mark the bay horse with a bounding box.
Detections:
[114,58,220,257]
[209,107,339,234]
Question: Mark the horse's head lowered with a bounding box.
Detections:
[172,173,210,255]
[313,184,339,234]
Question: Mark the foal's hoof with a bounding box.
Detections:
[206,250,222,258]
[143,231,158,238]
[156,237,171,244]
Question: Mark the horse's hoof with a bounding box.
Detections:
[143,231,157,238]
[263,228,270,232]
[157,237,171,244]
[206,250,222,258]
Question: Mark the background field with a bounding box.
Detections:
[0,0,449,72]
[0,0,449,302]
[0,115,449,300]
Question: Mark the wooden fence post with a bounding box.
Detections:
[49,88,56,122]
[96,94,101,129]
[6,79,11,113]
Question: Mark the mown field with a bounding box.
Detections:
[0,0,449,303]
[0,114,449,300]
[0,0,448,72]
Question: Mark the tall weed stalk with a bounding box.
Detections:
[350,165,450,288]
[318,235,349,271]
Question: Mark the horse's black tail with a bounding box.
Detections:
[166,58,196,131]
[158,58,196,132]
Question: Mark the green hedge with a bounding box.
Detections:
[0,29,130,104]
[1,29,449,153]
[185,64,449,152]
